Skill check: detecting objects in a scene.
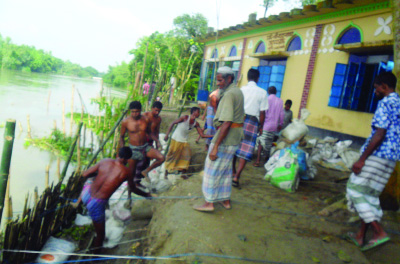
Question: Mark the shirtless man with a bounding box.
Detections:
[79,147,133,253]
[143,101,163,150]
[132,101,163,187]
[119,101,165,184]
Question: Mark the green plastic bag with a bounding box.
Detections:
[268,149,299,192]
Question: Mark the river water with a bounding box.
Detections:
[0,69,126,221]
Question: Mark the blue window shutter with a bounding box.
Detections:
[328,63,347,107]
[351,63,366,110]
[257,65,272,91]
[369,62,388,112]
[269,65,286,97]
[341,63,359,109]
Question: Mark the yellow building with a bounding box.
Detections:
[198,0,394,143]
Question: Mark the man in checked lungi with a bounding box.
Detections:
[194,66,244,212]
[232,68,268,188]
[346,72,400,251]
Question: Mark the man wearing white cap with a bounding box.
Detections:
[194,66,244,212]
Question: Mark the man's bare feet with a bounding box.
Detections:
[194,202,214,212]
[220,200,231,210]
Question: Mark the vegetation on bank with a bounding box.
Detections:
[0,34,101,77]
[102,13,207,104]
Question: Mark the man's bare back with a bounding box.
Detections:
[85,159,131,200]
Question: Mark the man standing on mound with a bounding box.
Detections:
[119,101,165,188]
[346,72,400,251]
[194,66,244,212]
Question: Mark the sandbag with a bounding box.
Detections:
[104,217,125,248]
[265,148,299,193]
[74,214,92,226]
[36,237,76,263]
[281,109,310,142]
[112,201,131,221]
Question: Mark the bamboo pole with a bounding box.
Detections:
[82,124,86,149]
[76,136,81,173]
[45,165,50,189]
[62,99,66,134]
[57,157,61,181]
[4,177,11,224]
[34,187,38,205]
[18,121,23,133]
[90,131,94,154]
[61,122,83,181]
[0,119,16,225]
[70,85,75,137]
[88,113,91,127]
[99,131,104,159]
[139,42,149,96]
[86,110,128,168]
[26,115,31,138]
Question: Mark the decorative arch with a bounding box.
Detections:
[211,48,218,58]
[254,40,266,53]
[286,33,303,51]
[334,23,363,45]
[228,45,237,57]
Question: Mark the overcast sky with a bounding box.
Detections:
[0,0,300,72]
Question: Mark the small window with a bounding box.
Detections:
[255,42,266,53]
[229,46,237,57]
[211,49,218,58]
[337,27,361,44]
[287,36,302,51]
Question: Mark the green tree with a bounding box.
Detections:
[173,13,208,38]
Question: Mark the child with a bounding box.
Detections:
[282,99,293,130]
[164,107,212,178]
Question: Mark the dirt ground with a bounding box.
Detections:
[102,110,400,264]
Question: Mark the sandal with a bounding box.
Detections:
[232,180,240,188]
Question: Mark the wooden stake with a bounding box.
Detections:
[70,85,75,137]
[18,121,23,132]
[88,113,91,127]
[53,120,57,131]
[45,165,50,189]
[26,115,31,138]
[62,99,66,134]
[57,157,61,181]
[34,187,38,206]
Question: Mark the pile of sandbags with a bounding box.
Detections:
[264,142,315,193]
[308,137,360,171]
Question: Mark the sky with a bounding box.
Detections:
[0,0,300,72]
